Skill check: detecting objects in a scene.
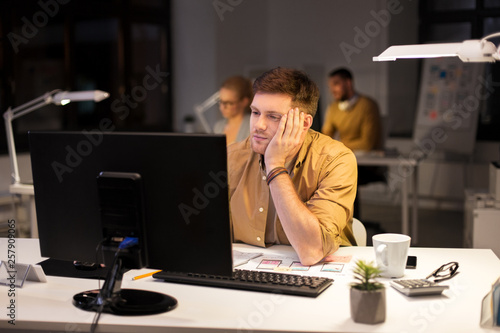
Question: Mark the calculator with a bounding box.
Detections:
[390,279,449,296]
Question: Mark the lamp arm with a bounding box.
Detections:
[194,91,220,134]
[196,91,220,111]
[9,99,53,121]
[482,32,500,42]
[3,89,59,185]
[8,89,61,120]
[4,108,21,185]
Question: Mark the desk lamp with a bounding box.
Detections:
[194,91,220,133]
[373,32,500,62]
[3,89,109,193]
[3,89,109,237]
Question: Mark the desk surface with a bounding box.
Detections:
[1,238,499,333]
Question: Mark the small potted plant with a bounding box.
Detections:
[350,259,386,324]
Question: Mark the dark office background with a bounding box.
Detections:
[1,0,500,157]
[0,0,172,155]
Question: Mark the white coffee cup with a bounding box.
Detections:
[372,233,411,278]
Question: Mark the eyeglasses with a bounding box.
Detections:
[426,262,459,283]
[218,100,239,107]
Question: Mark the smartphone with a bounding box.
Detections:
[406,256,417,269]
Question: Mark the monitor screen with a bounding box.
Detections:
[29,131,233,277]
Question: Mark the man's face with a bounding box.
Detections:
[249,92,293,155]
[328,75,350,101]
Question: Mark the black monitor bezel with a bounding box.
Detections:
[29,131,233,277]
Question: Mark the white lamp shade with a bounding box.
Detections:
[52,90,110,105]
[373,40,499,63]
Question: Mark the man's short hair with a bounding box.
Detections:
[328,68,353,80]
[252,67,320,117]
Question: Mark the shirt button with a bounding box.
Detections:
[257,236,261,242]
[259,207,264,212]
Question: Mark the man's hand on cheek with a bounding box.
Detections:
[264,108,306,170]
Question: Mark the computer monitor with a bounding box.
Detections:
[29,131,233,315]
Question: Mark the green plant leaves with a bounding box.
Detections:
[351,259,384,291]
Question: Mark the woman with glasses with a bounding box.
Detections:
[214,76,253,145]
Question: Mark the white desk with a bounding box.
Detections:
[356,153,421,244]
[1,238,499,333]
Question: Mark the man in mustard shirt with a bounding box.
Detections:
[321,68,384,217]
[321,67,382,154]
[228,67,357,266]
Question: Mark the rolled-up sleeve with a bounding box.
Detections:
[292,133,357,257]
[307,149,357,256]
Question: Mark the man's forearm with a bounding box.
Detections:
[268,173,324,265]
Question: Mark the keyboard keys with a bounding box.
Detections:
[153,269,333,297]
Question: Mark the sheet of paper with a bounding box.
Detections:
[233,250,263,267]
[323,255,352,263]
[239,254,357,278]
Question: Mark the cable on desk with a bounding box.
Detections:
[89,237,139,333]
[90,239,107,333]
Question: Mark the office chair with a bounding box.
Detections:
[352,218,367,246]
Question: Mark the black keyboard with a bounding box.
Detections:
[153,269,333,297]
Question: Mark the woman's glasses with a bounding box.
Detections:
[218,100,239,107]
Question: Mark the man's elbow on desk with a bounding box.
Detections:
[295,246,326,266]
[292,225,344,265]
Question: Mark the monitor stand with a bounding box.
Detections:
[73,251,177,315]
[73,172,176,315]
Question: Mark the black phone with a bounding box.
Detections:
[406,256,417,269]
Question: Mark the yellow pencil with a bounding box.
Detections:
[132,270,162,281]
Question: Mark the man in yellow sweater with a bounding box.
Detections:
[322,68,382,153]
[321,68,384,217]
